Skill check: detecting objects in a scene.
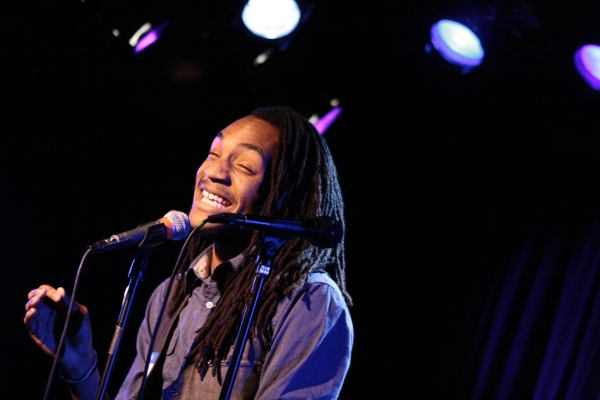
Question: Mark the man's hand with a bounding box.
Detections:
[24,285,96,380]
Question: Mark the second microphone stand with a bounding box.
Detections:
[218,232,288,400]
[95,224,169,400]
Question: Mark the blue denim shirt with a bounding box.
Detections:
[116,246,353,399]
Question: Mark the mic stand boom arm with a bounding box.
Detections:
[95,224,168,400]
[218,233,288,400]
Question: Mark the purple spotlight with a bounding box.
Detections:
[314,106,342,135]
[134,31,158,53]
[134,24,167,54]
[574,44,600,91]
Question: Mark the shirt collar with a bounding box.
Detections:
[185,244,246,291]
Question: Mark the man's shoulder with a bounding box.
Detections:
[306,270,338,288]
[291,271,346,305]
[270,271,352,335]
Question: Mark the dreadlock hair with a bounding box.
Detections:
[168,105,351,378]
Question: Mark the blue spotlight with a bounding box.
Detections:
[430,19,484,69]
[242,0,301,40]
[574,44,600,91]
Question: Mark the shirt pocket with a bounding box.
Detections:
[220,337,265,398]
[221,336,263,366]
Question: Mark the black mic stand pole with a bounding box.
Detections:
[95,224,168,400]
[218,233,288,400]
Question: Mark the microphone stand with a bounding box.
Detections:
[95,224,169,400]
[218,233,288,400]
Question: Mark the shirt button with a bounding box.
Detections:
[206,301,214,309]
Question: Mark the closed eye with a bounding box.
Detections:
[237,163,254,174]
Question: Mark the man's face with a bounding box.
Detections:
[189,115,279,228]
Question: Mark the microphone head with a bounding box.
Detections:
[313,216,343,248]
[163,210,191,241]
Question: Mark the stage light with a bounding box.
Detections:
[129,23,152,47]
[313,105,342,135]
[430,19,484,69]
[242,0,301,40]
[133,23,168,54]
[134,31,159,53]
[253,48,275,65]
[574,44,600,91]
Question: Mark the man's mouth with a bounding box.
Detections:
[201,189,232,209]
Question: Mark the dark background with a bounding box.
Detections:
[3,0,600,398]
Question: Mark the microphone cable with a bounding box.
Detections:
[137,221,205,400]
[43,246,93,400]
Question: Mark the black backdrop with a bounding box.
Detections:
[4,1,600,398]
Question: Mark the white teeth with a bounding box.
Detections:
[201,197,223,208]
[201,189,229,207]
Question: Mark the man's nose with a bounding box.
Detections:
[204,158,231,184]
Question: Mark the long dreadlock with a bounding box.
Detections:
[167,105,351,377]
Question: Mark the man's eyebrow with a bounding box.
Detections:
[215,131,266,159]
[238,142,265,158]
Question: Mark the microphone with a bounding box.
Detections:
[89,210,191,253]
[205,213,343,248]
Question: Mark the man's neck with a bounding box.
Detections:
[210,239,248,275]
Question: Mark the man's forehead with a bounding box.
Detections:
[212,130,268,159]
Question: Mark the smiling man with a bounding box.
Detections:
[187,115,280,273]
[25,106,354,400]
